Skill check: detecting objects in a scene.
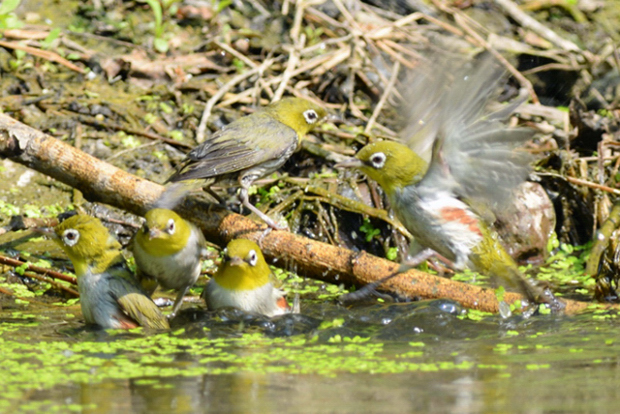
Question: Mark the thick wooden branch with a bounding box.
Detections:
[0,113,599,314]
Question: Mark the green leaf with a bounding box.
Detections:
[40,28,61,49]
[153,37,169,54]
[360,218,380,242]
[139,0,163,37]
[216,0,232,13]
[386,247,398,261]
[15,263,28,275]
[168,130,184,141]
[0,0,21,15]
[495,286,505,302]
[159,102,173,114]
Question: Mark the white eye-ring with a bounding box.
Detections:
[166,218,175,234]
[369,152,387,169]
[62,229,80,247]
[303,109,319,125]
[247,250,258,266]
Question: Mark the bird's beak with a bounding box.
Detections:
[148,228,162,240]
[33,227,57,239]
[334,157,363,169]
[324,113,344,124]
[228,256,244,267]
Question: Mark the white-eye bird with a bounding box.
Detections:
[48,215,170,329]
[166,97,327,229]
[132,208,207,318]
[339,56,562,310]
[202,239,289,317]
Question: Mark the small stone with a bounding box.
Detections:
[495,182,556,265]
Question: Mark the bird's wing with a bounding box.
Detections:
[406,55,533,207]
[168,112,298,182]
[399,59,445,163]
[191,223,210,259]
[108,264,169,329]
[268,271,285,289]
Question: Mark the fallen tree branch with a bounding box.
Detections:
[0,112,603,315]
[0,254,77,286]
[21,270,79,297]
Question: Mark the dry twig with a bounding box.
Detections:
[196,58,274,143]
[0,39,85,73]
[493,0,582,53]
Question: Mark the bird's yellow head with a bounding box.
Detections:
[53,215,122,276]
[265,97,327,140]
[135,208,192,257]
[213,239,271,291]
[347,141,428,195]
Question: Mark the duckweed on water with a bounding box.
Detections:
[4,297,620,412]
[1,325,460,401]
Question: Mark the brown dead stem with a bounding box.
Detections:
[0,39,85,73]
[0,255,77,287]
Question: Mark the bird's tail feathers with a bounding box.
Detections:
[152,182,196,210]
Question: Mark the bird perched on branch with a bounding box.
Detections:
[132,208,207,318]
[203,239,290,317]
[167,97,327,229]
[338,56,562,311]
[45,215,170,329]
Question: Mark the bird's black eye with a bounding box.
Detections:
[303,109,318,124]
[166,218,175,234]
[247,250,258,266]
[370,152,387,169]
[62,229,80,247]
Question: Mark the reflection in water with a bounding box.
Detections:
[131,376,201,414]
[450,376,480,414]
[33,363,620,414]
[81,381,132,414]
[7,301,620,413]
[126,372,427,414]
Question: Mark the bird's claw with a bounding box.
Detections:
[244,204,288,231]
[256,220,289,248]
[339,284,381,304]
[267,221,289,231]
[257,227,272,248]
[339,270,401,304]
